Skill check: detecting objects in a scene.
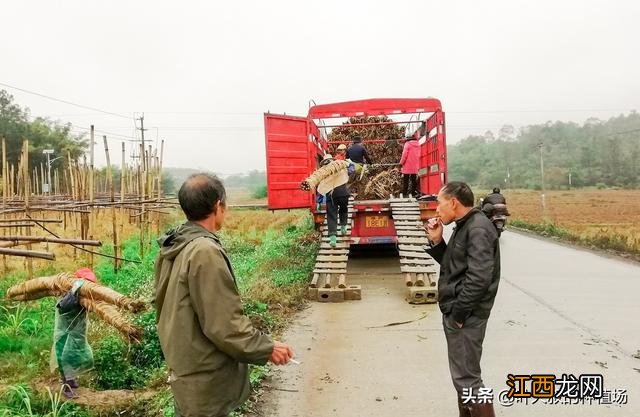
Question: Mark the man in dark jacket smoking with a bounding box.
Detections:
[426,181,501,417]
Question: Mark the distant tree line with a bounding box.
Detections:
[162,168,266,195]
[448,112,640,189]
[0,89,88,169]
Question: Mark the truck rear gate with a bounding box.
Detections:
[264,98,447,303]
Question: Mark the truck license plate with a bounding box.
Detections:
[366,216,388,228]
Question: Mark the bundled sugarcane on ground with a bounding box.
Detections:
[327,116,407,199]
[5,272,146,341]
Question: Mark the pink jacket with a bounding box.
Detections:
[400,139,420,174]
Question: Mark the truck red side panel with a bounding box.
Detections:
[264,113,314,210]
[419,110,447,195]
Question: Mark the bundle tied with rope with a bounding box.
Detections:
[6,273,147,341]
[300,160,349,191]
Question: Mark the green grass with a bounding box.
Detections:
[0,210,317,416]
[0,384,89,417]
[0,273,58,384]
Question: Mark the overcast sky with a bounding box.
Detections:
[1,0,639,174]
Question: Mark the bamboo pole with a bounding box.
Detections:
[0,247,54,260]
[2,137,6,209]
[158,140,164,200]
[34,168,39,197]
[0,218,61,223]
[54,169,59,195]
[64,168,69,197]
[89,125,95,203]
[23,141,33,278]
[0,236,101,246]
[138,144,144,199]
[40,163,45,195]
[120,143,126,203]
[23,141,29,208]
[103,136,114,202]
[67,152,76,201]
[147,145,153,197]
[112,207,118,272]
[80,155,87,201]
[1,147,5,271]
[10,164,15,200]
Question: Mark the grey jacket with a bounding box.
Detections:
[427,208,501,323]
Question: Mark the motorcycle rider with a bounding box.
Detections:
[481,187,506,217]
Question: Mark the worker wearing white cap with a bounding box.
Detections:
[318,154,350,247]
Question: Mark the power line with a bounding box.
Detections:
[69,124,139,141]
[0,81,132,120]
[448,108,637,114]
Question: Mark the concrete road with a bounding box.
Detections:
[259,231,640,416]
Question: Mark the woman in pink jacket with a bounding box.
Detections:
[399,136,421,197]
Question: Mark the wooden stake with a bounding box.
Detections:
[89,125,95,202]
[158,140,164,200]
[112,207,118,272]
[120,142,126,203]
[2,137,6,209]
[0,247,55,260]
[103,136,114,202]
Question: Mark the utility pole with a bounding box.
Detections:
[137,115,148,198]
[137,115,147,172]
[538,142,546,217]
[42,149,54,195]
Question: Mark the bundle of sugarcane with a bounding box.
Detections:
[6,273,147,313]
[363,168,403,199]
[327,116,408,199]
[5,273,146,340]
[300,160,349,191]
[80,299,143,341]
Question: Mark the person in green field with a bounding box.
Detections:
[50,267,97,399]
[154,173,294,417]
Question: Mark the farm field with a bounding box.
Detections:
[502,188,640,254]
[0,200,315,417]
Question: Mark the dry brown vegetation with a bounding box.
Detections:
[502,188,640,254]
[0,207,174,275]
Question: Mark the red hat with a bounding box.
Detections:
[74,267,97,283]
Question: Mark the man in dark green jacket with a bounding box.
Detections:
[426,181,500,417]
[154,173,293,417]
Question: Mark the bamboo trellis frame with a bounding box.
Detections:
[0,136,177,276]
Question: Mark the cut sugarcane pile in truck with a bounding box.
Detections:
[264,98,448,303]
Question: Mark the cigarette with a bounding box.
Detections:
[290,358,301,365]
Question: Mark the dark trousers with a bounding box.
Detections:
[402,174,418,197]
[442,314,489,395]
[326,195,349,235]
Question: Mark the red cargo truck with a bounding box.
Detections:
[264,98,447,245]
